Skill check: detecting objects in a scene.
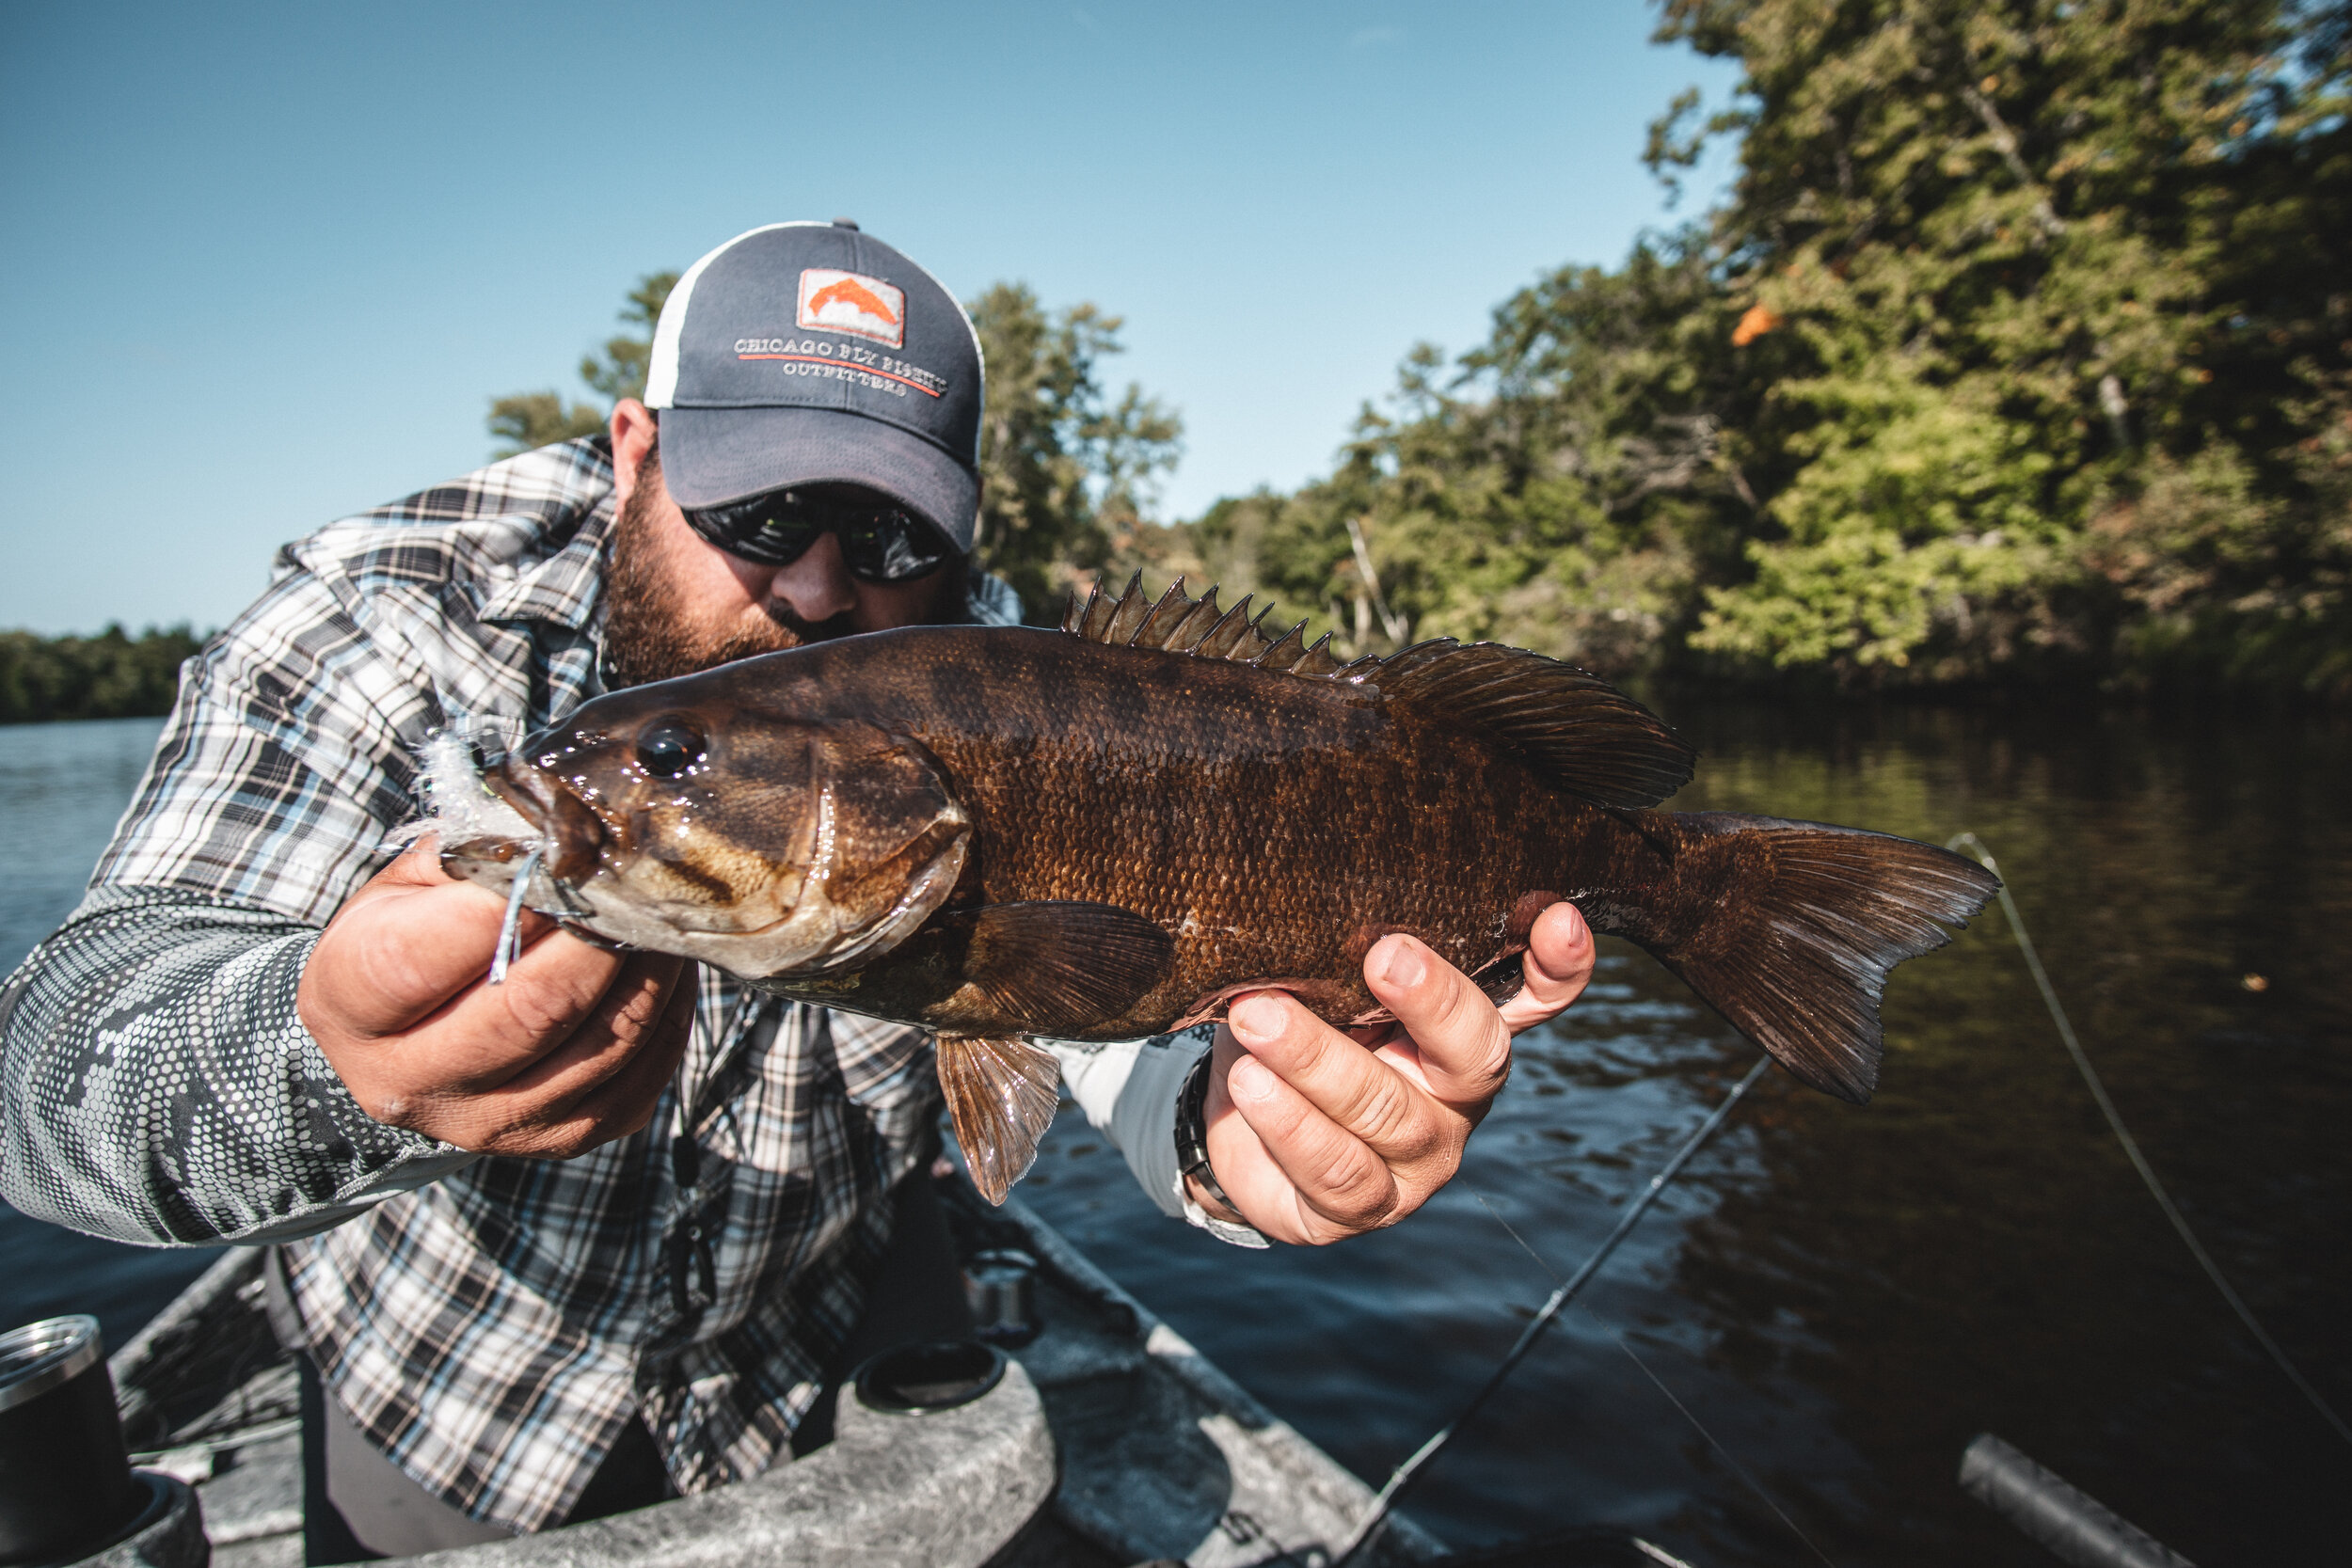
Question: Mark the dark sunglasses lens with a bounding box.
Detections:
[840,512,950,582]
[685,494,951,581]
[683,499,822,566]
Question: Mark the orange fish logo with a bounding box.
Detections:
[807,277,898,325]
[797,268,907,348]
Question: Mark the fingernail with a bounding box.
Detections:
[1378,937,1427,990]
[1231,994,1279,1043]
[1230,1055,1276,1102]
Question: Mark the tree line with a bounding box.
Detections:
[0,626,205,725]
[19,5,2337,720]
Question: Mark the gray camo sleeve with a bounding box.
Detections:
[0,885,473,1247]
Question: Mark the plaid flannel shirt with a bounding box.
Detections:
[0,436,1158,1528]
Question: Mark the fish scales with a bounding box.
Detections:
[446,575,1998,1201]
[814,629,1561,1036]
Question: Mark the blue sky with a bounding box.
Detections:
[1,2,1738,634]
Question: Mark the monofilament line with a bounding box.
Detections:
[1949,832,2352,1449]
[1334,1053,1772,1566]
[1475,1194,1838,1568]
[487,845,543,986]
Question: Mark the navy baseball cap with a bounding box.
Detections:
[643,221,985,550]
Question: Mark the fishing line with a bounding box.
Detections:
[487,845,543,986]
[1948,832,2352,1450]
[1333,1053,1772,1566]
[1474,1194,1839,1568]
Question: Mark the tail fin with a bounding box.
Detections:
[1643,813,1998,1102]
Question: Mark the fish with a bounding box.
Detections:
[804,277,899,325]
[442,575,1999,1202]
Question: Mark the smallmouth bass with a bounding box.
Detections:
[445,577,1998,1201]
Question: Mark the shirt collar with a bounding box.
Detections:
[476,486,616,631]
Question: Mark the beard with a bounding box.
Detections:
[600,471,861,689]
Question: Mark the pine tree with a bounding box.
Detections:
[487,272,679,456]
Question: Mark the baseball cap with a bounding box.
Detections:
[644,221,985,550]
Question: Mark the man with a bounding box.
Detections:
[0,222,1595,1555]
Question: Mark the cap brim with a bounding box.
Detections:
[659,406,978,551]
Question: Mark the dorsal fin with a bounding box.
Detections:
[1367,640,1694,806]
[1057,576,1694,807]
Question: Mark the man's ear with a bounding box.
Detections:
[610,400,658,508]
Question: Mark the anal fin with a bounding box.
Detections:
[938,1034,1061,1205]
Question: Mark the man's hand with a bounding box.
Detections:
[1190,903,1595,1244]
[298,838,697,1158]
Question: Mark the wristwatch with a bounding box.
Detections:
[1173,1047,1237,1213]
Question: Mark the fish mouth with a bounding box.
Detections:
[482,756,609,882]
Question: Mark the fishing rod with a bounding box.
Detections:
[1474,1195,1838,1568]
[1334,1053,1773,1566]
[1948,832,2352,1450]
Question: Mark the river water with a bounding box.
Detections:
[2,705,2345,1565]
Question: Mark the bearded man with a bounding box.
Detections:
[0,222,1595,1558]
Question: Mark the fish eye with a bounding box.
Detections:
[635,719,706,779]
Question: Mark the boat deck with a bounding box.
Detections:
[107,1178,1441,1568]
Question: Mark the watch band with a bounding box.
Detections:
[1173,1047,1237,1213]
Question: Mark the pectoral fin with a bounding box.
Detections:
[942,900,1175,1034]
[937,1034,1062,1205]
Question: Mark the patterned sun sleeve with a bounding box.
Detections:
[0,556,490,1246]
[0,885,473,1245]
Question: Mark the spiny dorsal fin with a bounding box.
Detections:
[1062,575,1294,662]
[1105,572,1152,643]
[1058,576,1695,807]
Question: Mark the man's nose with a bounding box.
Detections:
[766,531,858,625]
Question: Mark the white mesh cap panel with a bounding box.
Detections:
[643,221,829,410]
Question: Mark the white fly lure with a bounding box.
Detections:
[389,730,550,985]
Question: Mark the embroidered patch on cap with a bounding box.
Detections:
[797,268,907,348]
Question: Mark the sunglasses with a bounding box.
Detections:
[679,488,958,583]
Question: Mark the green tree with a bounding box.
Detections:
[1167,236,1757,678]
[967,283,1184,617]
[488,271,679,456]
[1663,0,2350,683]
[1175,0,2351,693]
[0,625,207,724]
